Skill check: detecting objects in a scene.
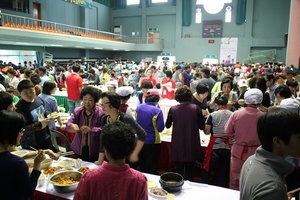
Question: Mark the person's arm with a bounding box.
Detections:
[157,110,165,132]
[204,114,213,135]
[165,107,173,128]
[225,114,235,138]
[197,106,205,130]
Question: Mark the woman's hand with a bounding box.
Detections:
[44,149,60,160]
[80,126,91,134]
[70,123,80,133]
[33,150,46,170]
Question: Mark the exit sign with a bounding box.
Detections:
[208,39,215,43]
[148,28,158,31]
[205,54,216,59]
[161,53,171,56]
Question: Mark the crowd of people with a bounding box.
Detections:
[0,59,300,200]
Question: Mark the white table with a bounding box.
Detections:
[33,159,239,200]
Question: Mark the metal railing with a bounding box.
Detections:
[0,12,164,45]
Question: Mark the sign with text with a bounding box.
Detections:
[64,0,93,9]
[220,37,238,64]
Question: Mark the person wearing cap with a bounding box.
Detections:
[95,92,146,166]
[240,108,300,200]
[135,89,164,174]
[202,94,233,188]
[106,81,117,93]
[234,79,248,109]
[225,88,264,190]
[249,76,270,112]
[165,86,205,181]
[116,86,134,117]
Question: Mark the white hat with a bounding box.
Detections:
[107,81,117,88]
[238,79,248,88]
[279,98,299,113]
[116,86,134,97]
[244,88,263,105]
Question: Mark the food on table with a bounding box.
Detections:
[51,173,78,185]
[78,166,89,174]
[57,159,75,168]
[165,180,177,184]
[149,187,168,196]
[43,167,61,175]
[48,112,60,118]
[147,181,158,188]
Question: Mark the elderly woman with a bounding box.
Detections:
[225,88,264,190]
[0,110,46,200]
[166,85,205,181]
[95,92,146,166]
[66,86,105,162]
[136,89,165,174]
[39,81,63,130]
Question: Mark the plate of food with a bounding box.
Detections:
[47,112,60,119]
[11,150,29,158]
[43,166,61,176]
[149,187,168,199]
[78,166,90,174]
[57,159,75,168]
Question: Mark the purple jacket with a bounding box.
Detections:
[66,106,104,158]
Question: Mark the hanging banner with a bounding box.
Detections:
[220,37,238,64]
[64,0,93,9]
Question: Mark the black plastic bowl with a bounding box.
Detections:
[159,172,184,192]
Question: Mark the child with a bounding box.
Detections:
[74,121,148,200]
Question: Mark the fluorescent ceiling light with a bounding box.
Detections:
[75,46,83,48]
[15,42,30,45]
[50,44,63,47]
[94,47,103,49]
[112,49,119,51]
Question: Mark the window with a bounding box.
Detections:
[195,8,202,24]
[127,0,140,5]
[0,0,29,14]
[152,0,168,3]
[196,0,232,14]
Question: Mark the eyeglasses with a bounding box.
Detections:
[100,102,110,106]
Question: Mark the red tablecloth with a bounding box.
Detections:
[157,141,207,171]
[29,190,68,200]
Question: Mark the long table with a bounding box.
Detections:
[29,159,239,200]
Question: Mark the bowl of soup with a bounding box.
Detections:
[159,172,184,192]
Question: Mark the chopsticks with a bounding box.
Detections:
[60,151,75,157]
[30,146,38,151]
[288,187,300,194]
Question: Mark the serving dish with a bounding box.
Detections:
[159,172,184,192]
[57,159,75,168]
[149,187,168,199]
[50,171,82,193]
[11,150,29,157]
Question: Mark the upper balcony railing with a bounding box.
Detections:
[0,12,164,46]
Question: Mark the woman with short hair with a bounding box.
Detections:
[39,80,63,129]
[66,86,105,162]
[166,85,205,181]
[0,110,46,200]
